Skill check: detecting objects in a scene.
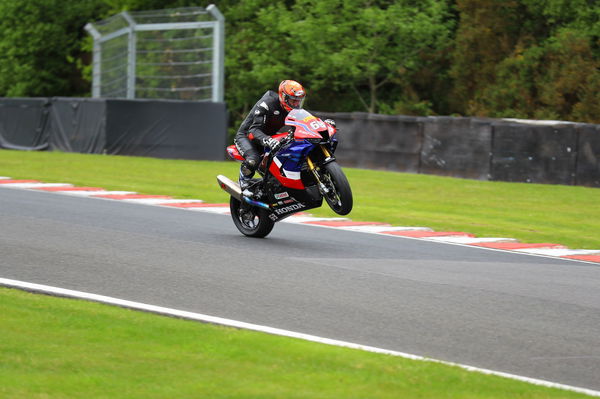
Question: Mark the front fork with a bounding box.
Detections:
[307,145,334,195]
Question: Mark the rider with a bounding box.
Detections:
[234,80,306,196]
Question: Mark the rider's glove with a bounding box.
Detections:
[262,137,281,152]
[324,118,336,128]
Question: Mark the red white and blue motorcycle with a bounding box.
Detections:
[217,109,353,238]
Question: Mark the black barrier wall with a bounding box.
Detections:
[2,98,598,187]
[490,122,578,185]
[0,98,50,151]
[316,111,599,188]
[105,100,226,160]
[49,98,106,154]
[0,97,227,161]
[576,123,600,187]
[420,117,492,180]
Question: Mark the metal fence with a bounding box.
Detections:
[85,5,224,102]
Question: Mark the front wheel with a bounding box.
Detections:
[229,196,275,238]
[320,162,353,215]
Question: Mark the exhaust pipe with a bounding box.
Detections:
[217,175,242,201]
[243,197,270,210]
[217,175,271,210]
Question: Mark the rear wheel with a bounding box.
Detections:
[320,162,353,215]
[229,196,275,238]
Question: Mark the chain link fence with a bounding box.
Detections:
[85,5,224,102]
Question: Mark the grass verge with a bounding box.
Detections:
[1,149,599,248]
[0,287,593,399]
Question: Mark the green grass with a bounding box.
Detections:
[1,149,599,249]
[0,287,592,399]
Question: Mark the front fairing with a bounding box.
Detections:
[276,141,315,167]
[263,109,338,202]
[285,109,336,142]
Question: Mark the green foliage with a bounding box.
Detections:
[288,0,454,115]
[0,0,108,97]
[479,29,600,122]
[224,0,453,130]
[451,0,600,122]
[449,0,526,113]
[0,0,598,124]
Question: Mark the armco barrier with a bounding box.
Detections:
[0,97,227,161]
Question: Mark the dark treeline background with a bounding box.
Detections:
[1,0,598,132]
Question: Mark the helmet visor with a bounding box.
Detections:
[287,95,305,109]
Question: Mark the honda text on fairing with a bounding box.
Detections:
[217,109,353,238]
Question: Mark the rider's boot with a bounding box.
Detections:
[239,171,254,198]
[239,158,268,200]
[239,160,257,198]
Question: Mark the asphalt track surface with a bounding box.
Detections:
[2,186,600,391]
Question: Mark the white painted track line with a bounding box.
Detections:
[282,216,349,224]
[60,190,137,196]
[513,248,600,256]
[187,206,230,214]
[111,198,204,205]
[0,182,73,188]
[424,236,518,244]
[341,225,432,233]
[1,277,599,398]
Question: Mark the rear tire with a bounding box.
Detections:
[229,196,275,238]
[321,162,353,215]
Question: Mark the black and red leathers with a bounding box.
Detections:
[234,90,289,179]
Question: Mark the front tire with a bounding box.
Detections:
[229,196,275,238]
[320,162,353,215]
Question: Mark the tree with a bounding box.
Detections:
[1,0,598,126]
[479,29,600,123]
[286,0,453,114]
[223,0,453,117]
[449,0,526,114]
[0,0,108,97]
[450,0,600,122]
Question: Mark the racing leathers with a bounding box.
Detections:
[234,90,288,186]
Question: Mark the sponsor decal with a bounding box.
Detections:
[274,203,305,215]
[274,192,289,200]
[260,101,269,110]
[269,214,278,221]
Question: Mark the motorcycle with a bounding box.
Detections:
[217,109,353,238]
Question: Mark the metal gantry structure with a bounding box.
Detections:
[85,5,224,102]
